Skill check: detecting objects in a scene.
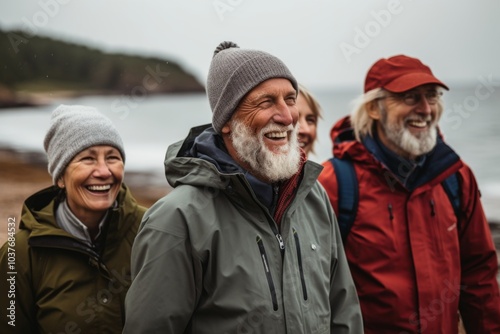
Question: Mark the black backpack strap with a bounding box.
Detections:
[329,157,359,242]
[441,172,462,227]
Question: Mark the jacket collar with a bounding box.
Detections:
[21,184,136,245]
[363,130,427,190]
[55,199,110,247]
[188,125,277,211]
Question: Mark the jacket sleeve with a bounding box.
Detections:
[123,198,201,333]
[0,231,38,334]
[457,165,500,333]
[321,188,364,333]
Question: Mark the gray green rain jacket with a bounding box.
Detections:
[124,125,363,333]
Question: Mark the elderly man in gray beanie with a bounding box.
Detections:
[0,104,146,334]
[125,41,363,334]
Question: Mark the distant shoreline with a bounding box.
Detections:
[0,89,100,109]
[0,86,206,110]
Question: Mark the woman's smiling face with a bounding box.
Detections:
[58,145,124,224]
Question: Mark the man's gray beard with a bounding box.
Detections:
[380,109,438,157]
[230,120,301,182]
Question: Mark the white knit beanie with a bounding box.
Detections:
[207,41,298,134]
[44,105,125,184]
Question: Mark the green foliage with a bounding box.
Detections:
[0,29,204,94]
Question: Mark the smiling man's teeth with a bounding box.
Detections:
[87,185,111,191]
[266,131,287,139]
[408,120,427,128]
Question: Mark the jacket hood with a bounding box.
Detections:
[329,116,376,166]
[164,124,242,190]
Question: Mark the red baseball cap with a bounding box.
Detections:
[364,55,449,93]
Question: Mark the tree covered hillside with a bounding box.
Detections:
[0,29,204,96]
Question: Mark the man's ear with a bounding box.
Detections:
[366,101,381,120]
[221,123,231,135]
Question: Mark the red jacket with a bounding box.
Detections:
[318,116,500,333]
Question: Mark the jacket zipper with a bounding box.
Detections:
[256,236,279,311]
[271,185,286,255]
[292,228,308,301]
[238,176,285,253]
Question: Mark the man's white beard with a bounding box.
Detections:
[380,110,438,158]
[230,119,301,182]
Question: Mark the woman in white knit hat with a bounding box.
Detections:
[0,105,146,334]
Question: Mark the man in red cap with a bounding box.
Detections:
[319,55,500,333]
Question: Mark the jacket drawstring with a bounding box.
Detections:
[430,199,436,217]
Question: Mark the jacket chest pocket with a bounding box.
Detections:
[427,197,460,256]
[348,203,399,262]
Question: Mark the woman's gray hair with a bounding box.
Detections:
[350,87,445,141]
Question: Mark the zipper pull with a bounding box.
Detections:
[276,234,285,250]
[273,185,279,195]
[430,199,436,216]
[388,203,394,221]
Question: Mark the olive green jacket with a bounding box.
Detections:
[0,184,146,334]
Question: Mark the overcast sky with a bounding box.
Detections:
[1,0,499,91]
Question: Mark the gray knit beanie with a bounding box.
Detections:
[207,41,298,134]
[44,104,126,184]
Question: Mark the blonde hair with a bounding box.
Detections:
[298,84,322,120]
[298,84,322,154]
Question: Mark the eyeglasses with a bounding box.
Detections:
[382,90,443,106]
